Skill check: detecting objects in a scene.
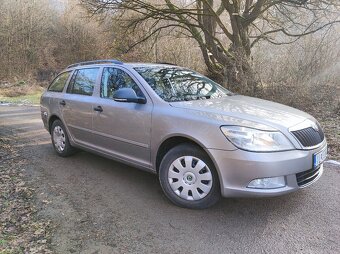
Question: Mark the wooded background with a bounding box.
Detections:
[0,0,339,108]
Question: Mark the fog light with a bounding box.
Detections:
[247,176,286,189]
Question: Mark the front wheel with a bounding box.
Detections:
[159,143,221,209]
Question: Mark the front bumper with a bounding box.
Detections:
[207,140,326,198]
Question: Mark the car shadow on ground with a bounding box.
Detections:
[26,141,306,217]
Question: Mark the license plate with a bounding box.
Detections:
[313,146,327,168]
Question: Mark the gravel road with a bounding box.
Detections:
[1,105,339,254]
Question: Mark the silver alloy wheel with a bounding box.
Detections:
[168,156,213,201]
[53,126,66,152]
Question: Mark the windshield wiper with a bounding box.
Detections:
[197,95,210,100]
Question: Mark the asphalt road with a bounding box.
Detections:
[1,105,339,254]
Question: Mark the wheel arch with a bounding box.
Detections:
[48,115,61,133]
[155,135,218,175]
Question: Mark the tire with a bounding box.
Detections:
[159,143,221,209]
[50,119,76,157]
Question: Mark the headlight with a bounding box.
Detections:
[221,126,294,152]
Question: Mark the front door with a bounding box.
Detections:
[92,67,153,168]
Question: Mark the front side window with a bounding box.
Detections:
[48,71,71,92]
[67,68,99,96]
[134,67,232,102]
[101,67,144,99]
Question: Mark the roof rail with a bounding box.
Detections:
[156,62,177,66]
[67,59,123,69]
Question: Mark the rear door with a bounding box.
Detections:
[92,66,153,168]
[61,67,100,145]
[42,71,72,129]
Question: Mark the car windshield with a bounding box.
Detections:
[134,66,232,102]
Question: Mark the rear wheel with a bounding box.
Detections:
[51,119,76,157]
[159,143,221,209]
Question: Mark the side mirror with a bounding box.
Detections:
[113,88,146,104]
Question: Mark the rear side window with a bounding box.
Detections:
[67,68,99,96]
[48,71,71,92]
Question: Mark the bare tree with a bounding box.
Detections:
[0,0,109,81]
[81,0,340,94]
[53,0,107,67]
[0,0,53,78]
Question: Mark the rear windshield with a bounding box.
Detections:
[134,67,231,102]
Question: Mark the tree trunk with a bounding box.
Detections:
[206,45,261,96]
[198,0,261,96]
[222,46,261,96]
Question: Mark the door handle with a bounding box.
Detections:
[59,100,66,106]
[93,106,103,112]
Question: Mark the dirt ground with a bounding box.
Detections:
[0,105,340,254]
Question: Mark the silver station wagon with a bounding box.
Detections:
[41,59,327,209]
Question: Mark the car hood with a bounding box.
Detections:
[169,95,313,130]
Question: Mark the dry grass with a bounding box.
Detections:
[0,80,44,97]
[0,80,44,105]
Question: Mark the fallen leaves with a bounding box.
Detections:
[0,137,53,253]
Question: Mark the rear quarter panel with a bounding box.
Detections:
[41,91,65,131]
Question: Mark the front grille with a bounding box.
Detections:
[291,123,324,147]
[296,166,321,187]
